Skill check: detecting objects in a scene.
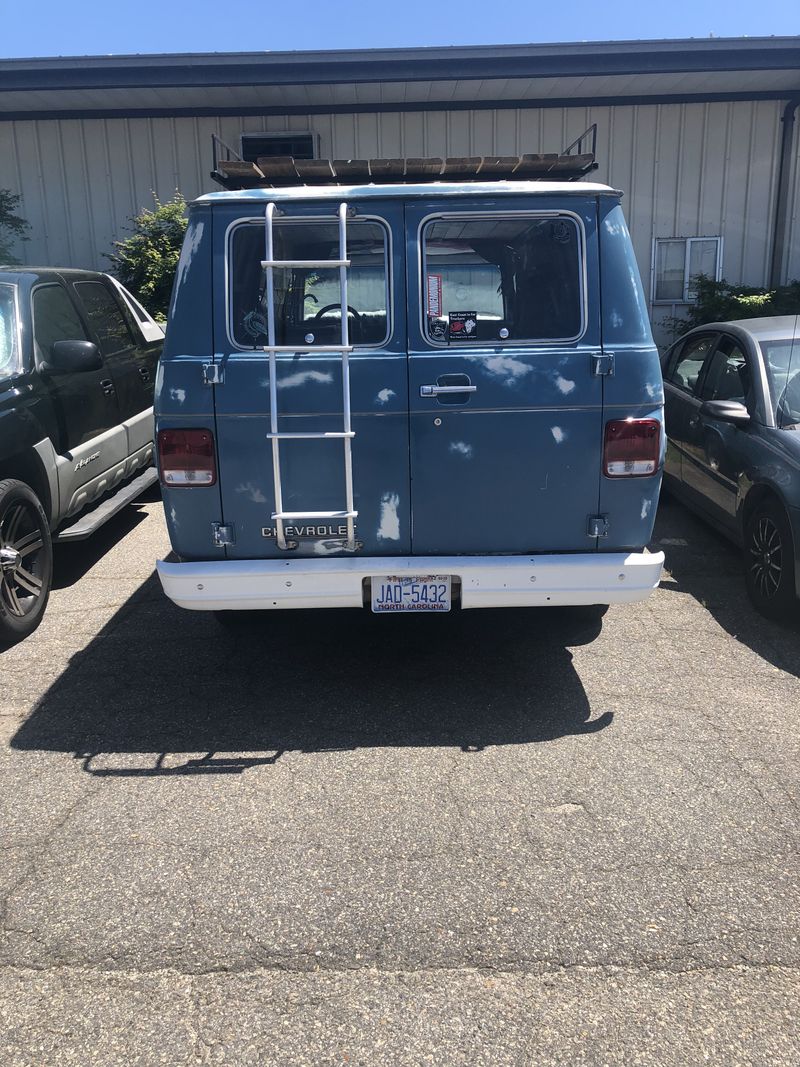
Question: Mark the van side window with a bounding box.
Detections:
[32,284,89,363]
[422,215,583,344]
[229,220,389,349]
[74,281,135,356]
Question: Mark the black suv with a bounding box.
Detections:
[0,268,163,646]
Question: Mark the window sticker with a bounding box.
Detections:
[429,318,447,342]
[426,273,443,318]
[448,311,477,342]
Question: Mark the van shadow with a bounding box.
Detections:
[655,493,800,679]
[12,579,611,776]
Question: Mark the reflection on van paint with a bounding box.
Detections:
[277,370,334,390]
[553,374,576,395]
[175,220,204,291]
[377,492,401,541]
[376,388,396,405]
[449,441,474,458]
[482,354,531,384]
[551,426,566,444]
[235,481,267,504]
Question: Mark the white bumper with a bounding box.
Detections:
[156,551,664,611]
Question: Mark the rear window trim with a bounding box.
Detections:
[418,209,588,348]
[225,214,393,354]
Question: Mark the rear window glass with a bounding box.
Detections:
[0,284,18,379]
[763,338,800,427]
[74,281,135,356]
[229,220,389,349]
[422,215,583,344]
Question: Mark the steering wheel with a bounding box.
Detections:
[314,303,362,326]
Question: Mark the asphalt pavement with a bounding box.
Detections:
[1,488,799,1065]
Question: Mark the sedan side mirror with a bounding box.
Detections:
[700,399,750,426]
[44,340,103,374]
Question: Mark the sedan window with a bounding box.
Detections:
[669,335,716,395]
[765,339,800,427]
[701,339,753,408]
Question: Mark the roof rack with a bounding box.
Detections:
[210,125,598,190]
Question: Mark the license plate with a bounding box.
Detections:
[371,575,451,613]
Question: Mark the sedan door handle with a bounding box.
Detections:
[100,378,115,396]
[420,384,478,397]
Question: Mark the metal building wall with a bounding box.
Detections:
[1,100,797,331]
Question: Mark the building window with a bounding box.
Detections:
[240,133,316,163]
[653,237,722,303]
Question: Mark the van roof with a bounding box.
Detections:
[195,180,621,205]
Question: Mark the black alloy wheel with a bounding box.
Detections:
[0,479,53,648]
[744,497,797,621]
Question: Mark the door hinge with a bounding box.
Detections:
[212,522,235,547]
[587,514,609,538]
[203,363,224,386]
[592,353,615,376]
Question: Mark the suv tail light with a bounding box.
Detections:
[603,418,661,477]
[158,428,216,486]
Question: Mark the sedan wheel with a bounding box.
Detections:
[0,479,53,647]
[744,498,797,620]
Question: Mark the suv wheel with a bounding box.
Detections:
[0,479,53,648]
[744,497,797,620]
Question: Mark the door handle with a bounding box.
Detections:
[100,378,115,396]
[138,366,151,383]
[420,384,477,397]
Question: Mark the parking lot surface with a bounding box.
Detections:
[1,488,800,1065]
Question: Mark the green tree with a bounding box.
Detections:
[107,192,187,321]
[665,274,800,338]
[0,190,30,264]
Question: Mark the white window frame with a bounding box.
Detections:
[651,236,723,304]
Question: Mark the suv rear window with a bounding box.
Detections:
[422,214,584,344]
[74,281,135,356]
[229,220,389,349]
[0,284,18,379]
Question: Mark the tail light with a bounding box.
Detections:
[158,428,216,486]
[603,418,661,477]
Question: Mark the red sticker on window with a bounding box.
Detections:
[426,273,443,318]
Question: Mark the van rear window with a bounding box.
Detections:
[422,215,584,344]
[229,220,389,349]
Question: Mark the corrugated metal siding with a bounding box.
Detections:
[1,101,795,330]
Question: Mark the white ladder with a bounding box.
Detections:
[262,201,358,552]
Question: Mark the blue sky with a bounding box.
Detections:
[1,0,798,57]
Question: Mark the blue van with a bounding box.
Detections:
[155,156,664,615]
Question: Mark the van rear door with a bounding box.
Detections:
[404,195,603,554]
[213,200,411,559]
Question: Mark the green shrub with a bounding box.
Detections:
[666,274,800,337]
[107,192,187,322]
[0,190,30,264]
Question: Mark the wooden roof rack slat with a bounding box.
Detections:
[368,158,406,180]
[257,155,300,182]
